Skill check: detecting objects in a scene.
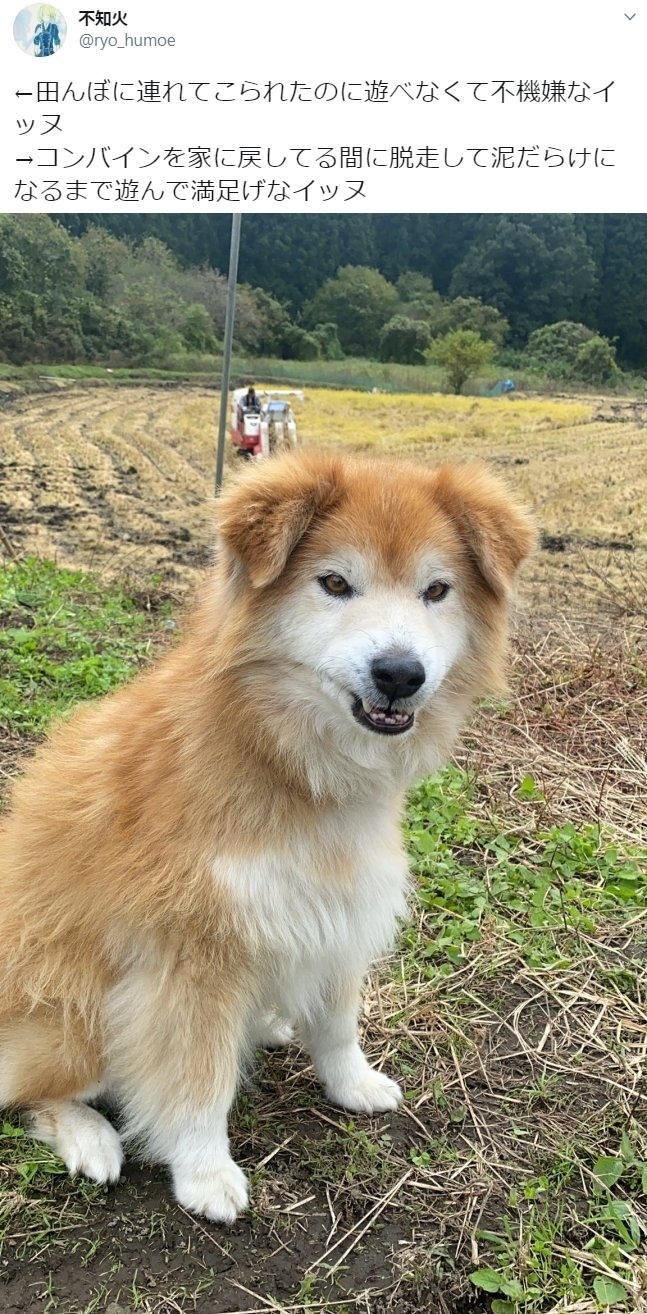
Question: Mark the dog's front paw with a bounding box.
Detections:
[327,1067,403,1115]
[28,1103,123,1186]
[173,1159,249,1223]
[62,1114,124,1185]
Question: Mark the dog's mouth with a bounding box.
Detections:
[351,696,415,736]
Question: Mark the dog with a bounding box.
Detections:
[0,450,535,1222]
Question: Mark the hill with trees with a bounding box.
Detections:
[56,214,647,367]
[0,215,645,382]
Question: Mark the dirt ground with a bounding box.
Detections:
[0,382,645,617]
[0,383,645,1314]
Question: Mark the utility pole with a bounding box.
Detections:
[215,213,242,495]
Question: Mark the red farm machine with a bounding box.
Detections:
[230,388,303,460]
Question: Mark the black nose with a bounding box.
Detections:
[371,655,426,701]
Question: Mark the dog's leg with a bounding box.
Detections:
[27,1099,123,1184]
[109,960,250,1223]
[120,1035,248,1223]
[163,1100,248,1223]
[300,977,403,1115]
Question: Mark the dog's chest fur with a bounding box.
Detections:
[212,799,409,1017]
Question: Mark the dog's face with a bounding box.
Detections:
[216,452,535,765]
[264,535,469,740]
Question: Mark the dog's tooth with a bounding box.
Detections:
[362,698,373,714]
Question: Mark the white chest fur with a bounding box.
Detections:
[212,802,410,1019]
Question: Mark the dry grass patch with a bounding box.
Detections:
[1,385,645,617]
[461,617,647,847]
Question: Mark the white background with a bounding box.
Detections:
[1,0,645,212]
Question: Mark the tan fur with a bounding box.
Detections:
[0,451,535,1217]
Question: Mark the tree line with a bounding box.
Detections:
[0,215,643,381]
[58,213,647,368]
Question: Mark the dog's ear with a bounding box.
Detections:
[216,454,342,588]
[432,463,536,598]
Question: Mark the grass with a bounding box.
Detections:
[0,558,171,739]
[404,768,646,971]
[378,762,646,1311]
[1,356,646,399]
[0,358,456,394]
[0,556,646,1313]
[0,1121,105,1260]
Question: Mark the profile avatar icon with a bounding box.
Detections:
[14,4,67,57]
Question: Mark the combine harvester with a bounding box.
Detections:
[230,388,303,460]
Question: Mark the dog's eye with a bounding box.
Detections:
[319,573,353,598]
[423,581,450,603]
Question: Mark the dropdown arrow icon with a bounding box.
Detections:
[625,11,636,17]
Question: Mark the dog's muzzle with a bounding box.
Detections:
[371,655,426,701]
[351,653,426,736]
